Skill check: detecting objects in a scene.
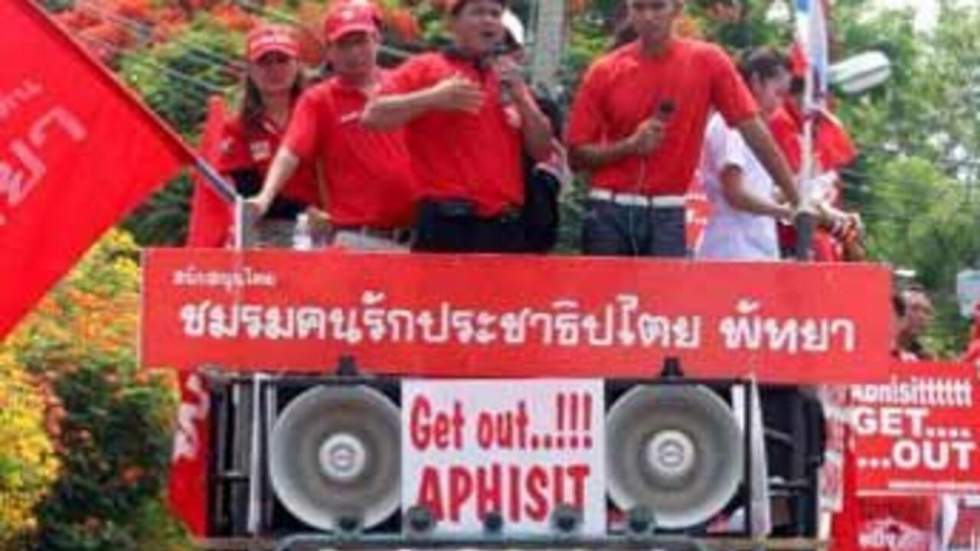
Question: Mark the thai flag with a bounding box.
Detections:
[795,0,829,99]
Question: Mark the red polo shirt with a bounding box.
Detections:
[284,73,417,228]
[567,39,758,196]
[769,104,803,171]
[383,52,523,217]
[217,115,320,208]
[768,102,858,174]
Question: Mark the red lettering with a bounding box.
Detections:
[567,464,590,508]
[477,412,493,449]
[409,396,433,450]
[416,466,444,520]
[551,464,565,505]
[448,466,473,522]
[475,403,531,450]
[409,396,465,450]
[414,462,595,527]
[516,400,529,448]
[476,464,502,518]
[433,413,450,448]
[524,465,549,521]
[451,401,465,449]
[497,411,514,447]
[509,463,521,522]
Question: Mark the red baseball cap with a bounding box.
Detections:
[323,1,381,43]
[246,25,299,62]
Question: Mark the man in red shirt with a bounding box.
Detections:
[248,2,418,250]
[360,0,553,253]
[567,0,799,257]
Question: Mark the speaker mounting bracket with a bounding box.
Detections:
[659,357,685,379]
[335,355,360,377]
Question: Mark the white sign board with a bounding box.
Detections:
[401,379,606,536]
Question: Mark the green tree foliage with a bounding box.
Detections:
[120,17,241,137]
[832,1,980,355]
[118,15,242,246]
[0,352,60,549]
[4,231,193,551]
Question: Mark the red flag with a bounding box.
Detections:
[186,97,231,247]
[168,371,211,536]
[0,0,192,338]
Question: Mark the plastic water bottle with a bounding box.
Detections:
[293,213,313,251]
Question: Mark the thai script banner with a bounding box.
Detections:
[852,362,980,495]
[140,248,893,383]
[401,379,605,535]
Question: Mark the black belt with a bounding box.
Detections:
[334,226,414,245]
[486,206,522,224]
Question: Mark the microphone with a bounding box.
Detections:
[490,42,514,58]
[490,42,518,104]
[655,99,676,122]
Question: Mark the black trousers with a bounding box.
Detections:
[413,199,526,254]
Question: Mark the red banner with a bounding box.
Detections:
[0,0,191,338]
[852,362,980,496]
[141,249,893,383]
[186,97,230,247]
[167,371,211,536]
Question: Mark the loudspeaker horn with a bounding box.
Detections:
[606,385,744,530]
[269,385,401,532]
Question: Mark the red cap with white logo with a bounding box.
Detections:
[246,24,300,62]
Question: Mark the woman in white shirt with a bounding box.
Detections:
[697,48,794,260]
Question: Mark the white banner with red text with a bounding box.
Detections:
[401,379,605,535]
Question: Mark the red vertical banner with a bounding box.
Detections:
[0,0,191,338]
[168,371,211,536]
[819,385,849,512]
[186,97,232,247]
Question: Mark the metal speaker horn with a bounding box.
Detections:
[606,385,744,530]
[269,385,401,532]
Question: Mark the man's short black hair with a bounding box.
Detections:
[738,47,790,84]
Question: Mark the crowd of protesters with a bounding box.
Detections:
[190,0,865,261]
[185,1,980,548]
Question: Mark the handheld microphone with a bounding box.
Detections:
[490,43,519,104]
[655,99,676,122]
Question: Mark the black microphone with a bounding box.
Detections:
[655,99,676,122]
[490,42,518,104]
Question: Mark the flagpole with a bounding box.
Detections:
[193,157,248,250]
[795,0,820,261]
